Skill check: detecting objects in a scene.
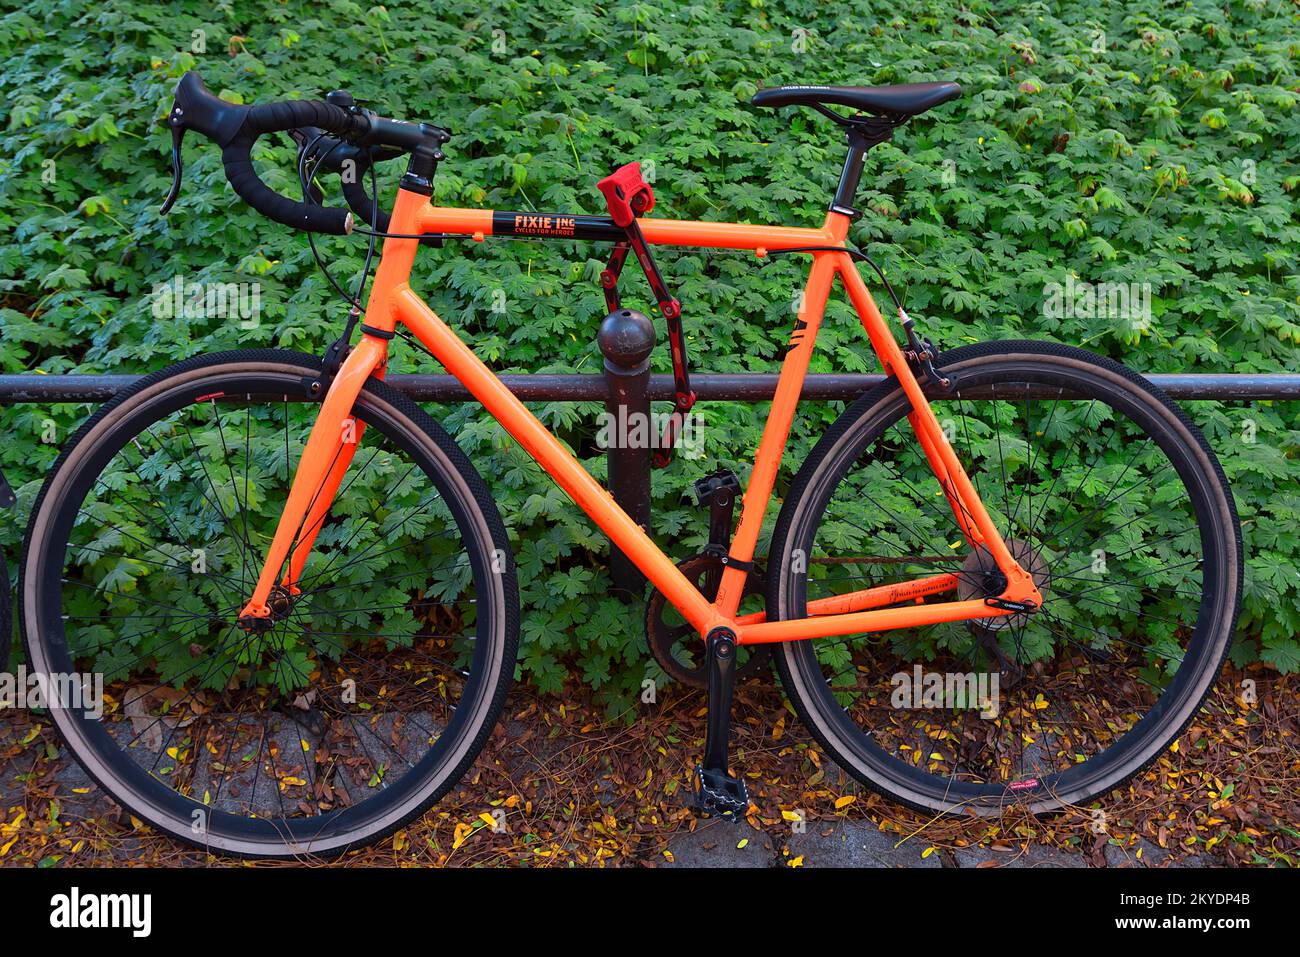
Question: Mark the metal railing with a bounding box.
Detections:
[4,372,1300,403]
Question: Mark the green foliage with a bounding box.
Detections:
[2,0,1299,708]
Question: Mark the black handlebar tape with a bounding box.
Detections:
[224,100,371,234]
[172,73,377,234]
[244,99,368,140]
[222,137,353,234]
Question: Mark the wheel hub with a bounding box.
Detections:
[238,584,296,633]
[268,583,297,621]
[957,538,1050,631]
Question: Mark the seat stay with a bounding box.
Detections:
[836,259,1040,606]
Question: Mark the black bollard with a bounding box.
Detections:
[597,308,655,599]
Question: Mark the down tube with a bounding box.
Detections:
[394,287,722,634]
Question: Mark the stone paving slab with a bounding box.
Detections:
[661,818,776,867]
[663,818,1214,869]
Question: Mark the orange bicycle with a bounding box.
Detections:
[20,73,1241,858]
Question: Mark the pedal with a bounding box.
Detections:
[692,468,740,509]
[693,469,754,574]
[692,765,750,817]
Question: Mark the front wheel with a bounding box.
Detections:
[21,350,519,858]
[768,341,1241,815]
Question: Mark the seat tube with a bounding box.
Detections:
[714,249,840,618]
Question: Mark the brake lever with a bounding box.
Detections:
[160,111,186,215]
[287,126,444,245]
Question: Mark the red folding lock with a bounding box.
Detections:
[597,162,655,227]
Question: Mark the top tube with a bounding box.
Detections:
[416,203,851,251]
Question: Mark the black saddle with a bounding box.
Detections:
[752,82,961,120]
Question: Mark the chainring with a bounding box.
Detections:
[644,555,770,688]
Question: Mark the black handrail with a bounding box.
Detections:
[3,372,1299,403]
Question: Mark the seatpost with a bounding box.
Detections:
[830,115,898,219]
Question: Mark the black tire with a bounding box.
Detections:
[767,341,1241,815]
[0,550,10,674]
[21,350,519,858]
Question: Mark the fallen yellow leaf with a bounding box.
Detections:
[452,822,475,850]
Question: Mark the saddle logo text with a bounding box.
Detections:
[49,887,151,937]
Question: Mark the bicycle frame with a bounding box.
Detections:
[238,188,1042,644]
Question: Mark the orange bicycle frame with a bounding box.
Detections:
[239,188,1041,643]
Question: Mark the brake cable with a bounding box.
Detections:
[766,245,954,391]
[297,132,376,308]
[296,131,385,386]
[764,244,904,313]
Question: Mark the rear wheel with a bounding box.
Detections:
[21,350,518,858]
[768,341,1241,815]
